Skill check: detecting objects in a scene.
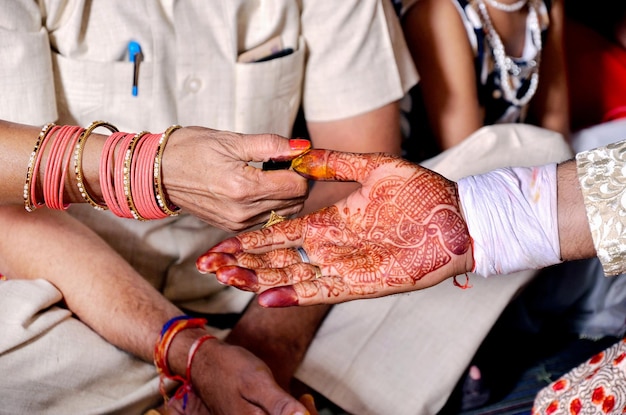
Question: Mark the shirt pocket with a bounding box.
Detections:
[51,52,157,130]
[233,37,305,137]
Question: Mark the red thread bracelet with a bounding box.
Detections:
[153,317,208,404]
[171,333,216,410]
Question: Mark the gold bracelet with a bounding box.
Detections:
[123,131,150,221]
[74,121,119,210]
[153,125,182,217]
[24,122,56,212]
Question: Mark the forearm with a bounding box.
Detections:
[556,160,595,261]
[0,205,180,363]
[304,102,402,214]
[227,302,330,389]
[0,120,111,207]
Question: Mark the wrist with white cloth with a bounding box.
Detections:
[457,163,562,277]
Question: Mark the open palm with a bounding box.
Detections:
[197,150,474,306]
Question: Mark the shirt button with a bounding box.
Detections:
[185,77,202,93]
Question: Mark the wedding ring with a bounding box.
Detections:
[313,266,323,279]
[263,210,287,228]
[296,247,310,264]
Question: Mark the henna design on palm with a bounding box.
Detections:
[198,150,472,306]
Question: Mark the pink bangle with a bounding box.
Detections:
[122,131,149,220]
[132,133,167,219]
[43,125,84,210]
[100,131,131,218]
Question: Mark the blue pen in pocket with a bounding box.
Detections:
[128,41,143,96]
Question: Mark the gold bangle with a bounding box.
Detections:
[153,125,182,217]
[74,120,118,210]
[123,131,150,220]
[24,122,56,212]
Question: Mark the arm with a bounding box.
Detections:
[0,205,311,414]
[198,148,602,306]
[402,0,484,150]
[0,120,311,231]
[527,0,571,138]
[225,0,416,391]
[556,160,594,261]
[303,101,403,212]
[226,102,403,390]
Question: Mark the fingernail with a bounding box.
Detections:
[258,286,299,307]
[290,149,333,179]
[300,393,315,406]
[288,138,312,153]
[195,252,238,273]
[216,266,259,291]
[206,237,242,254]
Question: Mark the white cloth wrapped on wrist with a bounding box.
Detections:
[457,164,562,277]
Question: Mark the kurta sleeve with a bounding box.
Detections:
[0,0,57,124]
[300,0,418,122]
[576,139,626,276]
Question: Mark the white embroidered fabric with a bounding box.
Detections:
[576,140,626,276]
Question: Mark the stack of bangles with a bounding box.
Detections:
[154,316,216,409]
[23,121,182,220]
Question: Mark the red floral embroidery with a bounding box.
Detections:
[546,400,559,414]
[590,352,605,365]
[534,338,626,414]
[593,386,606,404]
[553,379,568,392]
[603,395,616,413]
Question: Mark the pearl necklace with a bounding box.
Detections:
[474,0,541,106]
[486,0,528,12]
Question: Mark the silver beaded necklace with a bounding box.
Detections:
[474,0,542,107]
[486,0,528,12]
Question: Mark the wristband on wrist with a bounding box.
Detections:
[170,334,216,411]
[153,316,209,405]
[457,164,562,277]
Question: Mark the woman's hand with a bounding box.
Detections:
[197,150,475,306]
[162,127,311,231]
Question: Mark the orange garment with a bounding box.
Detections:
[566,19,626,132]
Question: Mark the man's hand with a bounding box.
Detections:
[166,339,314,415]
[197,150,475,306]
[162,127,311,231]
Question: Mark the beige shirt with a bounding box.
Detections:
[0,0,417,307]
[1,0,416,133]
[0,4,419,413]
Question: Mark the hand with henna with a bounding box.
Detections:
[196,150,476,306]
